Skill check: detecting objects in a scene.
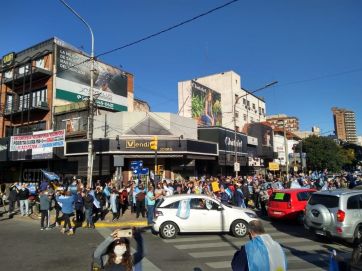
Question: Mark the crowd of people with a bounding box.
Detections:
[0,170,361,235]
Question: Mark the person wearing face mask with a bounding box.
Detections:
[231,220,287,271]
[93,228,143,271]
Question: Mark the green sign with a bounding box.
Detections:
[274,192,285,200]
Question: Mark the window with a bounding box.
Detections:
[309,195,339,208]
[243,98,246,105]
[252,103,256,110]
[270,192,291,202]
[297,191,313,201]
[18,65,29,75]
[35,58,45,69]
[347,195,359,210]
[163,201,180,209]
[247,101,250,107]
[262,108,265,114]
[234,110,239,118]
[190,198,208,209]
[243,114,247,121]
[205,200,220,210]
[5,70,13,79]
[5,95,13,112]
[14,121,46,135]
[259,107,261,114]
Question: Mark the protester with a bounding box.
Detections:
[56,191,75,235]
[83,188,95,229]
[146,186,155,225]
[110,188,119,221]
[231,220,287,271]
[135,184,146,219]
[39,190,52,230]
[7,183,18,217]
[118,187,129,217]
[93,227,143,271]
[18,184,30,216]
[74,189,84,226]
[95,186,106,221]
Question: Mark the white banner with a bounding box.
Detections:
[10,130,65,152]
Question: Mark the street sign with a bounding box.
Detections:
[234,162,240,172]
[269,162,280,171]
[130,160,143,169]
[140,168,149,175]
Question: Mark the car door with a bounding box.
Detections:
[185,198,223,232]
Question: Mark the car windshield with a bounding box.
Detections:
[308,194,339,208]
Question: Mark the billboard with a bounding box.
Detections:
[191,81,222,126]
[10,130,65,152]
[247,123,274,159]
[55,46,128,111]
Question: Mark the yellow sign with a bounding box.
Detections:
[269,162,280,171]
[211,181,220,192]
[2,52,15,67]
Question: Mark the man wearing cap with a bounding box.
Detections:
[231,220,287,271]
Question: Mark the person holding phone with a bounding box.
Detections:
[93,228,143,271]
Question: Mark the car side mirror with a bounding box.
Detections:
[217,206,224,211]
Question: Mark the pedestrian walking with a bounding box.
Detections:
[74,189,84,226]
[18,184,30,216]
[118,187,129,217]
[110,188,119,221]
[56,191,75,235]
[135,184,146,219]
[93,228,143,271]
[7,183,18,218]
[39,190,52,230]
[146,186,155,225]
[83,188,95,228]
[231,220,287,271]
[95,186,106,221]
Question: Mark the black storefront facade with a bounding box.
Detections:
[63,137,218,182]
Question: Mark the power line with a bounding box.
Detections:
[96,0,239,58]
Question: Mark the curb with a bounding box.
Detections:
[94,220,148,228]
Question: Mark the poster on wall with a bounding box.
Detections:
[191,81,222,126]
[10,130,65,152]
[55,45,128,111]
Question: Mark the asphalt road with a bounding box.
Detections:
[0,213,355,271]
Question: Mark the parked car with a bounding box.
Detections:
[304,189,362,243]
[267,188,316,222]
[152,194,259,239]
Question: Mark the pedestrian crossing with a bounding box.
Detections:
[161,223,352,271]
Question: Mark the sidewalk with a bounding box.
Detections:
[5,207,148,228]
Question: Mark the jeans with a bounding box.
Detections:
[136,200,145,218]
[85,208,93,226]
[63,213,72,230]
[147,205,155,225]
[19,199,29,216]
[40,210,50,228]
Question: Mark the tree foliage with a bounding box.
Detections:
[300,135,354,172]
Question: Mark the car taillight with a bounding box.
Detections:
[155,211,163,218]
[287,201,291,209]
[336,210,345,222]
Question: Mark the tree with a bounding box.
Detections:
[299,135,351,172]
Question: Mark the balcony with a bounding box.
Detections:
[3,66,52,87]
[4,101,50,117]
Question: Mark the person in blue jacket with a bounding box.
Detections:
[56,191,75,235]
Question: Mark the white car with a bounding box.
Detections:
[152,194,259,239]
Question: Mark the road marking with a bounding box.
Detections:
[96,228,161,271]
[175,241,242,250]
[163,235,236,243]
[205,261,231,269]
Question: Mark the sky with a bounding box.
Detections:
[1,0,362,136]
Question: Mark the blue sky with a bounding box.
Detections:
[2,0,361,135]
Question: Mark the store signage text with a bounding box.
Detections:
[126,140,150,149]
[224,137,243,149]
[2,52,15,67]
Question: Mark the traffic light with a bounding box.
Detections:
[157,165,164,175]
[150,136,158,151]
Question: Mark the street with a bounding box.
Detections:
[0,213,353,271]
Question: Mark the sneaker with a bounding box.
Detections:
[60,228,66,234]
[45,227,51,230]
[67,230,74,236]
[40,227,45,231]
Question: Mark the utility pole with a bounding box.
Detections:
[283,120,289,181]
[59,0,95,188]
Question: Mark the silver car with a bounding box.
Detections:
[304,189,362,243]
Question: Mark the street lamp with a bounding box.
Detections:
[233,81,278,177]
[277,119,289,181]
[59,0,95,188]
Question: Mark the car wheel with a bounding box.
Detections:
[353,224,362,245]
[231,220,248,238]
[160,222,179,239]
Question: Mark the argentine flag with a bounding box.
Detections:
[176,199,191,219]
[245,234,287,271]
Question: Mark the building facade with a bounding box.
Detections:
[178,71,266,132]
[266,114,299,132]
[332,107,357,144]
[0,37,134,182]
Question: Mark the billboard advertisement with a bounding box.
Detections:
[10,130,65,152]
[55,46,128,111]
[191,81,222,126]
[247,123,274,159]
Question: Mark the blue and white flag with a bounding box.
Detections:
[245,234,287,271]
[176,199,191,219]
[89,190,100,209]
[41,169,60,181]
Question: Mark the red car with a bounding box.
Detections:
[267,188,316,222]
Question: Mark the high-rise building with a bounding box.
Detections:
[266,114,299,132]
[332,107,357,144]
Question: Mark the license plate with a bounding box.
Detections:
[273,211,282,215]
[315,230,325,236]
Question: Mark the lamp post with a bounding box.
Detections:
[59,0,95,188]
[282,120,289,181]
[233,81,278,178]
